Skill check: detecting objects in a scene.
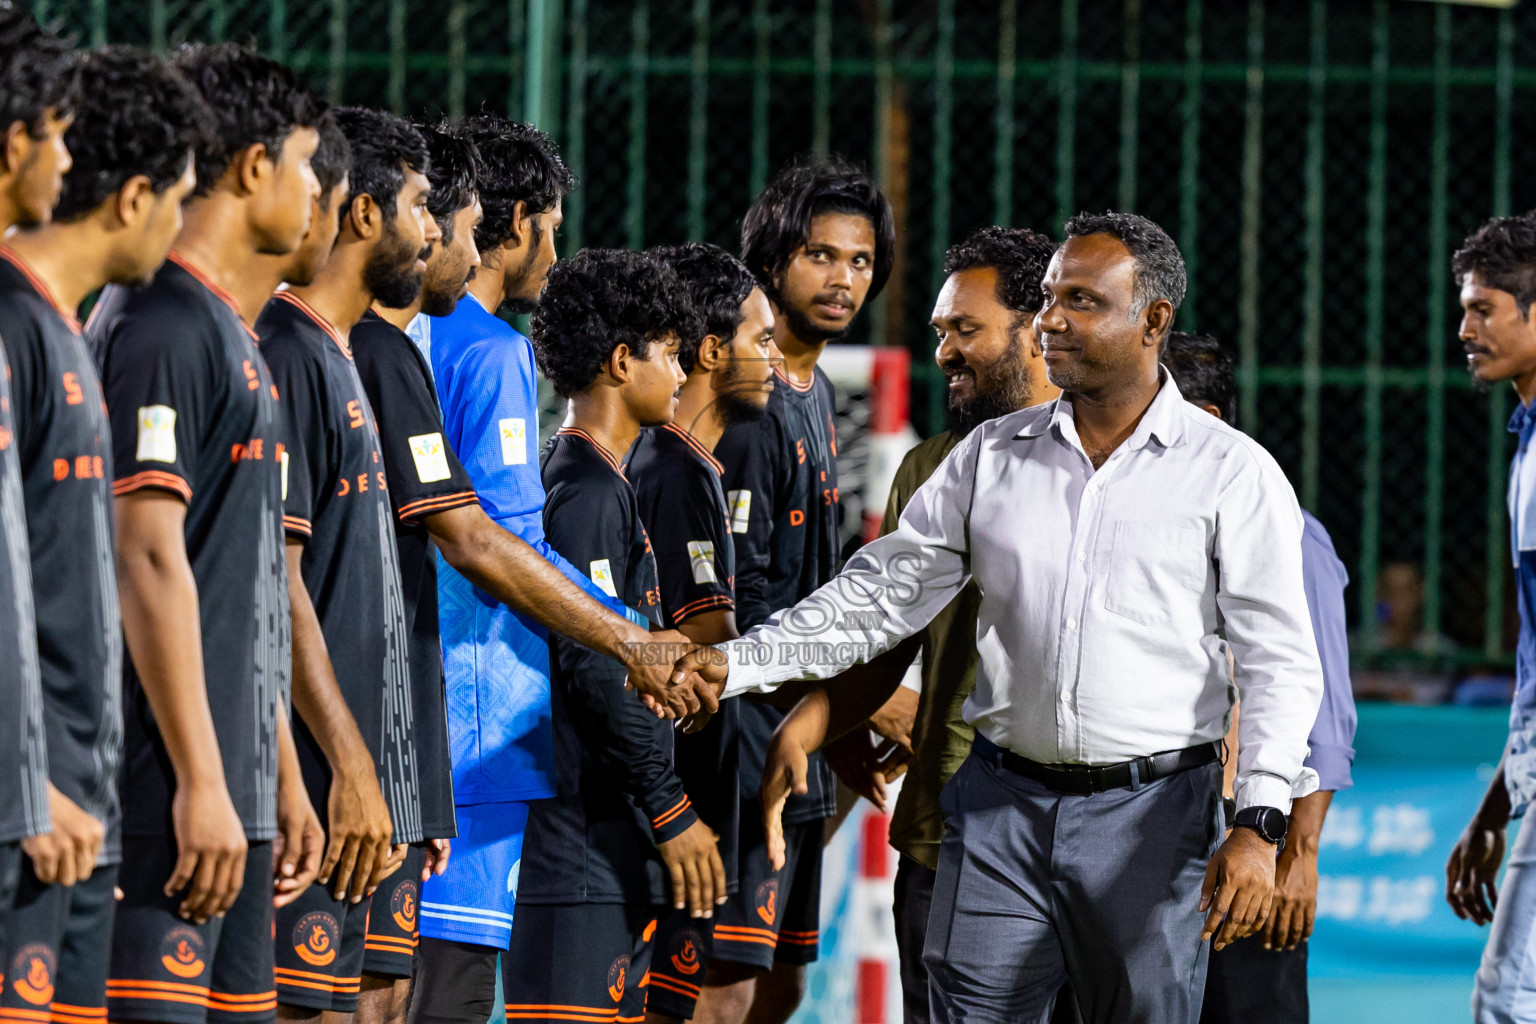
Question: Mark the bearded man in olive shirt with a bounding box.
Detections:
[760,226,1058,1024]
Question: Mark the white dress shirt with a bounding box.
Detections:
[720,372,1323,812]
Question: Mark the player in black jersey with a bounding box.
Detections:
[502,247,719,1024]
[0,5,75,995]
[701,156,894,1024]
[0,46,207,1024]
[628,243,779,1024]
[93,44,326,1024]
[257,108,439,1023]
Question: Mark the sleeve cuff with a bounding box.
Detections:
[397,490,478,523]
[1235,768,1319,814]
[1302,742,1355,792]
[720,642,769,699]
[282,515,312,538]
[649,796,698,843]
[112,470,192,502]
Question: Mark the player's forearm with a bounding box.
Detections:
[818,636,922,743]
[115,510,222,789]
[1472,751,1512,828]
[1286,790,1332,857]
[285,543,372,770]
[429,505,644,659]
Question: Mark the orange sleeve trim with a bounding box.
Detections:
[671,594,734,624]
[397,490,478,523]
[651,796,692,829]
[112,470,191,501]
[648,975,702,999]
[282,515,312,536]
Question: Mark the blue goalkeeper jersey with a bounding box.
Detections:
[425,295,629,804]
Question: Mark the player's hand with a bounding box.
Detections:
[644,642,728,721]
[626,630,721,721]
[318,753,394,904]
[761,730,812,873]
[422,838,450,881]
[824,730,900,814]
[1199,827,1277,950]
[22,784,105,887]
[1447,814,1507,926]
[657,819,727,919]
[274,771,324,908]
[868,686,918,753]
[1261,840,1319,950]
[366,843,408,895]
[167,778,248,924]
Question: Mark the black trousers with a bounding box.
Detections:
[893,853,1082,1024]
[1200,934,1309,1024]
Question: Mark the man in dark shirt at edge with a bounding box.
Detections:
[257,108,440,1024]
[756,227,1066,1024]
[702,156,895,1024]
[0,46,205,1024]
[629,243,780,1024]
[0,4,80,996]
[506,247,721,1024]
[92,43,326,1024]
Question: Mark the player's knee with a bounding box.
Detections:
[696,965,758,1024]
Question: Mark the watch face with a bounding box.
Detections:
[1260,807,1289,841]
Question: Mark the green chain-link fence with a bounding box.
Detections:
[40,0,1536,670]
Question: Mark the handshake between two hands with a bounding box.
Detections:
[623,630,731,729]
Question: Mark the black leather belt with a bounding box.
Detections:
[972,734,1220,796]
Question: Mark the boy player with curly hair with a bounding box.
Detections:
[502,249,725,1024]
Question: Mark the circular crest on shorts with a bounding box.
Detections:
[391,880,418,931]
[10,943,56,1005]
[606,954,631,1003]
[294,911,340,967]
[159,926,207,979]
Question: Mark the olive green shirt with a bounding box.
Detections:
[882,431,983,870]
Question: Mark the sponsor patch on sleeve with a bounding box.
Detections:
[589,559,617,598]
[408,432,452,483]
[687,541,718,584]
[280,449,290,501]
[499,417,528,466]
[135,405,178,464]
[727,489,751,534]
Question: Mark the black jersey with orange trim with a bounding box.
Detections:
[624,423,739,892]
[91,253,289,841]
[257,293,422,844]
[349,309,471,838]
[0,247,124,861]
[0,337,51,846]
[714,366,840,824]
[518,429,693,906]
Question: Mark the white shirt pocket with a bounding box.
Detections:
[1103,519,1208,626]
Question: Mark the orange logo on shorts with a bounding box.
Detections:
[294,912,339,967]
[669,932,702,976]
[606,956,630,1003]
[755,880,778,926]
[11,946,55,1005]
[391,882,418,931]
[160,928,207,979]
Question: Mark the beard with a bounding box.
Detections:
[501,223,546,315]
[944,334,1032,437]
[710,353,772,427]
[420,262,473,317]
[364,221,427,309]
[777,296,850,345]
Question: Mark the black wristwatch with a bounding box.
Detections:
[1233,806,1289,852]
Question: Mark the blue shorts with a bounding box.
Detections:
[419,801,529,949]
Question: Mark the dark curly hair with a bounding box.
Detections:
[0,4,76,137]
[416,121,481,243]
[173,42,326,196]
[52,47,213,223]
[1063,211,1187,320]
[310,113,351,214]
[943,226,1056,317]
[1163,331,1237,426]
[1453,214,1536,319]
[648,242,755,374]
[740,154,896,303]
[331,107,427,225]
[530,248,702,398]
[456,113,573,253]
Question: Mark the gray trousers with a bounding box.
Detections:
[923,747,1224,1024]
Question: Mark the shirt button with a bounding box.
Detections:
[1076,551,1086,562]
[1066,617,1077,629]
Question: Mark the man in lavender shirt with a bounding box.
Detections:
[1163,331,1357,1024]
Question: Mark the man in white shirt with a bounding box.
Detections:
[673,212,1324,1023]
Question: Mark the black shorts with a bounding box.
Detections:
[361,845,424,979]
[502,902,660,1024]
[272,864,370,1012]
[108,837,276,1024]
[1,857,119,1024]
[643,911,713,1020]
[710,817,821,971]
